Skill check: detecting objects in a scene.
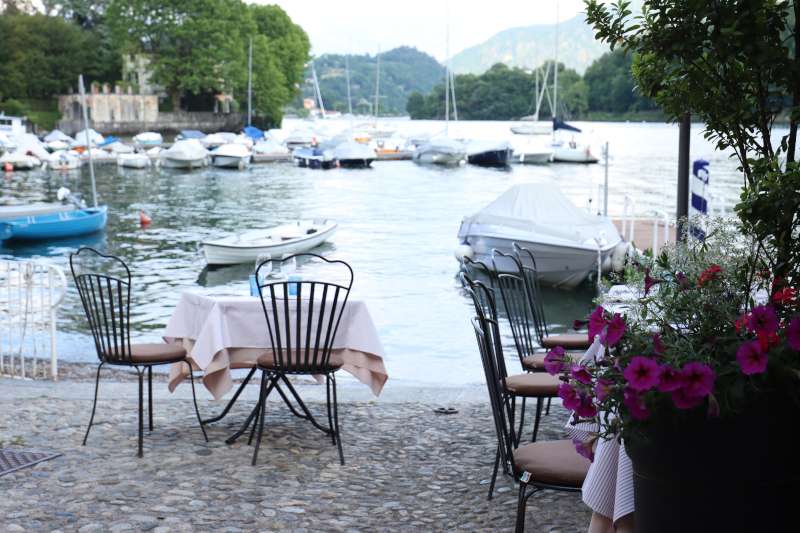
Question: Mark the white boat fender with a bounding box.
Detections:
[454,242,474,261]
[610,241,629,272]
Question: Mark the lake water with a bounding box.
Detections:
[0,119,760,388]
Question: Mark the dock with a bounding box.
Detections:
[612,219,677,254]
[376,150,413,161]
[78,153,294,166]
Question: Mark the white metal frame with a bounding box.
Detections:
[621,194,636,243]
[653,210,670,254]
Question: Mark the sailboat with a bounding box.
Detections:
[510,61,554,135]
[413,12,467,166]
[358,45,397,140]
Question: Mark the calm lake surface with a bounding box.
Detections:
[0,119,759,388]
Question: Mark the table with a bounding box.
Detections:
[163,291,388,400]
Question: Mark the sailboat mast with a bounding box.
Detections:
[311,60,325,118]
[445,7,450,136]
[346,55,353,129]
[78,75,97,208]
[248,38,252,127]
[534,54,539,121]
[553,4,559,120]
[374,44,381,122]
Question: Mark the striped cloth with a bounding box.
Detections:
[564,337,634,524]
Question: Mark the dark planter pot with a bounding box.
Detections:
[626,390,800,532]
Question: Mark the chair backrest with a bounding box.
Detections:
[460,255,495,288]
[472,314,519,480]
[69,247,134,365]
[255,253,354,373]
[512,243,549,341]
[491,249,542,364]
[459,270,498,324]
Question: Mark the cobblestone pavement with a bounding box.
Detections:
[0,394,591,533]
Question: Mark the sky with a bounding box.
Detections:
[253,0,589,61]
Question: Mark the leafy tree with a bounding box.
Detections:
[406,91,426,119]
[585,0,800,286]
[584,49,654,113]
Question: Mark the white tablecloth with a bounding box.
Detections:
[163,291,388,400]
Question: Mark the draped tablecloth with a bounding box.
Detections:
[163,291,388,400]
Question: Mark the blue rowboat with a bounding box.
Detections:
[0,205,108,241]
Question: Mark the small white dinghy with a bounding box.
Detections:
[200,219,338,265]
[45,150,82,170]
[211,143,251,169]
[118,153,152,169]
[161,139,208,169]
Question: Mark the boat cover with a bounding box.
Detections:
[415,137,466,156]
[179,130,206,139]
[553,118,582,133]
[244,126,264,140]
[99,136,119,146]
[43,129,74,143]
[162,140,208,161]
[217,132,239,142]
[252,138,289,154]
[213,143,250,157]
[465,140,511,156]
[11,133,49,160]
[333,141,376,161]
[72,129,105,148]
[461,184,620,244]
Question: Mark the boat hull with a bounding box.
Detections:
[0,203,78,221]
[118,155,151,168]
[161,157,207,169]
[339,158,374,168]
[212,155,251,168]
[511,122,553,135]
[512,151,553,164]
[413,152,465,165]
[0,205,108,241]
[468,148,512,166]
[201,220,338,265]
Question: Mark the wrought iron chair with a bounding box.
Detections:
[512,243,592,352]
[471,311,590,533]
[226,253,353,466]
[69,247,207,457]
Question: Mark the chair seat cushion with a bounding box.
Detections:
[110,343,187,364]
[502,372,561,397]
[513,439,590,487]
[541,333,591,350]
[257,352,344,372]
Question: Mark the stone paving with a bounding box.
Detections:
[0,389,591,533]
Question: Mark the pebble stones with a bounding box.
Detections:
[0,396,592,532]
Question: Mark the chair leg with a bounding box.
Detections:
[330,374,344,465]
[515,481,529,533]
[515,397,526,447]
[225,372,277,445]
[546,397,551,416]
[251,370,271,466]
[137,368,145,458]
[201,366,256,425]
[187,361,208,442]
[531,397,544,443]
[148,366,154,431]
[83,363,104,446]
[487,446,500,500]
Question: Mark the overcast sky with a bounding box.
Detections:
[253,0,589,61]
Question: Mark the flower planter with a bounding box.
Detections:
[626,390,800,532]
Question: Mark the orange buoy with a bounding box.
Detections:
[4,161,13,172]
[139,210,152,226]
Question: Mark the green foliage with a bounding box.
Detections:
[584,49,654,114]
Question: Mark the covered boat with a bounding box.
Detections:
[457,184,622,289]
[175,130,205,141]
[0,205,108,241]
[133,131,163,144]
[294,147,337,169]
[200,219,338,265]
[211,143,251,169]
[45,150,82,170]
[412,138,467,165]
[71,128,105,148]
[117,153,152,168]
[466,140,512,166]
[283,130,316,149]
[510,139,554,164]
[202,133,225,149]
[333,141,376,167]
[160,140,209,169]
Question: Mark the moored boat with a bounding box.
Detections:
[294,147,337,169]
[333,141,376,167]
[133,131,163,144]
[160,140,209,169]
[45,150,82,170]
[466,140,512,166]
[0,187,85,220]
[117,153,152,168]
[0,205,108,241]
[412,138,467,165]
[211,143,251,169]
[200,219,338,265]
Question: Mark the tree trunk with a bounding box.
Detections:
[170,87,182,112]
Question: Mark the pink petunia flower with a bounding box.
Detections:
[644,268,664,297]
[671,388,704,409]
[787,317,800,351]
[594,378,616,403]
[558,382,581,411]
[736,341,769,375]
[570,364,594,385]
[653,333,669,355]
[680,362,715,397]
[573,437,596,463]
[748,305,780,336]
[605,314,627,346]
[622,387,650,419]
[623,356,661,391]
[657,365,687,392]
[573,319,589,331]
[588,306,608,339]
[544,346,568,376]
[675,272,692,291]
[574,389,598,419]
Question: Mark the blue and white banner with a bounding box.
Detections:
[690,159,709,239]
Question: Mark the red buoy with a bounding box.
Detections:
[139,210,152,226]
[4,161,12,172]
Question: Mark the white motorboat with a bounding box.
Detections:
[510,139,554,164]
[202,133,225,149]
[117,153,152,168]
[548,139,600,163]
[406,132,431,147]
[252,137,290,154]
[333,141,376,167]
[0,132,17,154]
[283,130,316,149]
[0,187,85,220]
[466,140,512,166]
[44,130,75,151]
[45,150,82,170]
[510,121,553,135]
[293,148,338,169]
[413,138,467,165]
[133,131,163,144]
[0,152,41,170]
[46,140,70,152]
[200,219,338,265]
[358,122,396,139]
[101,140,135,154]
[231,135,254,148]
[0,133,48,170]
[160,140,208,169]
[71,128,105,148]
[456,184,622,289]
[211,143,251,169]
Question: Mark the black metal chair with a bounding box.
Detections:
[512,243,592,352]
[226,253,353,466]
[69,247,208,457]
[471,312,589,533]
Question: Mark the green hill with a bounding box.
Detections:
[303,46,446,116]
[449,14,611,75]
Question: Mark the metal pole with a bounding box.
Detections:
[248,38,252,127]
[374,44,381,122]
[445,8,450,136]
[603,141,609,217]
[346,56,353,129]
[78,75,98,208]
[677,114,691,242]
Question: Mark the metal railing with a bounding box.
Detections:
[653,210,670,254]
[0,260,67,380]
[621,194,636,243]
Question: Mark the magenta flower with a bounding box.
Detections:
[623,356,661,391]
[675,272,692,290]
[573,318,589,331]
[605,314,627,346]
[544,346,568,376]
[588,306,608,339]
[671,388,704,409]
[573,437,596,462]
[644,268,664,297]
[748,305,779,336]
[575,389,598,418]
[680,362,715,397]
[653,333,669,354]
[594,378,615,403]
[558,382,581,411]
[787,317,800,350]
[736,341,769,375]
[623,387,650,419]
[570,364,594,385]
[657,365,687,392]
